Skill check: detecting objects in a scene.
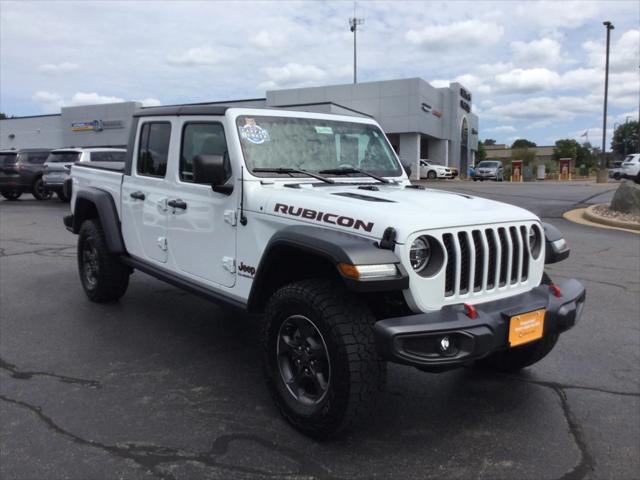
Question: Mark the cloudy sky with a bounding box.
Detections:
[1,0,638,147]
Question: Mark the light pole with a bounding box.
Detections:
[599,21,614,180]
[349,16,364,84]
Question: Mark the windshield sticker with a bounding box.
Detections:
[239,123,270,144]
[315,126,333,135]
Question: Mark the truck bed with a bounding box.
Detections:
[71,163,124,217]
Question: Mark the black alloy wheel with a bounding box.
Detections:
[81,238,100,288]
[32,177,53,200]
[277,314,331,406]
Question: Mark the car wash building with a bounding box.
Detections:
[0,77,478,177]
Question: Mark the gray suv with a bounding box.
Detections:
[43,148,126,201]
[0,148,53,200]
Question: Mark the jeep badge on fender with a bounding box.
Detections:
[63,105,585,439]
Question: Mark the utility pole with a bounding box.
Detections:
[599,21,614,180]
[349,2,364,84]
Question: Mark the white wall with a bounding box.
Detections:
[0,115,63,149]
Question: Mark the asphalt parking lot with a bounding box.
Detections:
[1,181,638,480]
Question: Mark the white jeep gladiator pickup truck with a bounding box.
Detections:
[64,105,586,438]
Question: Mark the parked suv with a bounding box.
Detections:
[609,161,623,180]
[620,153,640,183]
[44,147,126,201]
[474,160,504,181]
[0,148,53,200]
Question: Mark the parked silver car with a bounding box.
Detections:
[474,160,504,182]
[43,147,126,201]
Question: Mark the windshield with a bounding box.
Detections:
[236,116,402,178]
[47,152,81,163]
[0,153,18,165]
[478,161,500,168]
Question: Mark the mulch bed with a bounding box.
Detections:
[592,204,640,224]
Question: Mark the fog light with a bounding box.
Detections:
[437,335,459,357]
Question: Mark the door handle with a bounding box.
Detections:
[168,199,187,210]
[130,191,145,201]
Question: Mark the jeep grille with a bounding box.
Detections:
[443,225,532,298]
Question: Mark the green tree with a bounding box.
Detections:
[0,113,7,120]
[511,147,536,165]
[576,144,598,169]
[611,121,639,157]
[476,141,487,162]
[484,138,497,146]
[511,138,537,149]
[553,139,579,160]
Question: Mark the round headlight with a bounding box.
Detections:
[529,228,537,250]
[529,225,543,259]
[410,237,431,272]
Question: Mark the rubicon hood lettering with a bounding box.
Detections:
[274,203,374,232]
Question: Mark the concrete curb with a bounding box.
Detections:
[583,204,640,231]
[563,206,640,234]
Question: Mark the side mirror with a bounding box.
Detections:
[402,162,412,177]
[193,154,233,194]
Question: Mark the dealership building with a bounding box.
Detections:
[0,77,478,176]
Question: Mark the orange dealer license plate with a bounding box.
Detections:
[509,309,545,347]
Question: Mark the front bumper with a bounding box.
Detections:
[374,279,585,370]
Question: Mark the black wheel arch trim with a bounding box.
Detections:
[248,225,408,311]
[542,222,570,264]
[67,187,126,254]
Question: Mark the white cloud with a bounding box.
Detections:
[166,46,226,66]
[38,62,79,74]
[406,20,504,50]
[510,38,563,66]
[583,29,640,73]
[136,98,162,107]
[571,126,613,145]
[483,95,601,123]
[31,91,157,112]
[494,68,561,93]
[484,125,517,133]
[31,91,64,112]
[67,92,124,106]
[515,1,600,29]
[258,63,351,90]
[249,30,287,49]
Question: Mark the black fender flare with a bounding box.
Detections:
[70,187,126,253]
[247,225,408,311]
[543,222,570,264]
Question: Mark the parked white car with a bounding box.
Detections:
[620,153,640,182]
[419,160,452,179]
[44,147,126,201]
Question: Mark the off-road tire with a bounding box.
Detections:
[475,271,558,372]
[262,279,386,439]
[1,190,22,200]
[77,219,130,302]
[32,177,52,200]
